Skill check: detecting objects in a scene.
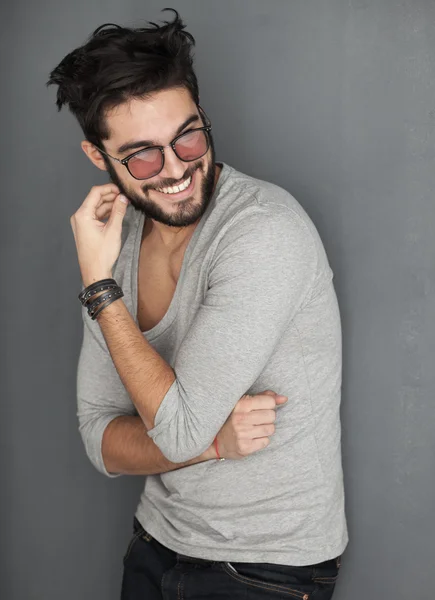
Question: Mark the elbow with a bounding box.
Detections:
[78,413,123,478]
[147,381,214,462]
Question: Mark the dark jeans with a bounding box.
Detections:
[121,517,341,600]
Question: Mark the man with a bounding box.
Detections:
[48,8,347,600]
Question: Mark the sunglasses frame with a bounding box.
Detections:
[95,106,212,180]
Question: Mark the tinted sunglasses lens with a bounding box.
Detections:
[128,149,163,179]
[175,130,209,161]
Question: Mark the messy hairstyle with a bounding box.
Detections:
[46,8,199,146]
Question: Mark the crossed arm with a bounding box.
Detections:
[77,205,316,471]
[101,393,285,476]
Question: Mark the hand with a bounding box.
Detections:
[213,390,288,460]
[70,184,130,287]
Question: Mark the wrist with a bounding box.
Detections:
[202,444,217,461]
[82,272,113,289]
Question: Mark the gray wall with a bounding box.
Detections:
[1,1,434,598]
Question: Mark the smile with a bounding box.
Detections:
[155,170,196,200]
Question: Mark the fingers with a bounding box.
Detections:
[95,196,117,220]
[243,409,276,426]
[243,395,276,411]
[275,395,288,405]
[259,390,288,405]
[105,193,129,233]
[80,184,120,215]
[251,424,275,438]
[239,390,288,412]
[244,437,270,454]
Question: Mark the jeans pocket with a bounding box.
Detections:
[122,518,153,564]
[312,556,340,585]
[222,562,314,599]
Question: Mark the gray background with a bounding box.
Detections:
[1,1,434,598]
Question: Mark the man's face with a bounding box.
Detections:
[101,87,216,228]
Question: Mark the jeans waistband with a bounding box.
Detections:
[176,553,217,565]
[176,552,340,570]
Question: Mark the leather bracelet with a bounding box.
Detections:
[88,287,124,318]
[91,294,123,320]
[91,291,124,320]
[83,284,119,308]
[87,287,123,315]
[78,278,117,305]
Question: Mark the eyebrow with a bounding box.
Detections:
[116,114,201,155]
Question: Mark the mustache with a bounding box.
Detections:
[142,163,201,192]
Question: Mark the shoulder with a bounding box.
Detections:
[215,164,320,255]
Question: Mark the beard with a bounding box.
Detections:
[102,134,217,229]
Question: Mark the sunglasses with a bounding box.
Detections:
[95,107,212,181]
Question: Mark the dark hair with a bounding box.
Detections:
[46,8,199,146]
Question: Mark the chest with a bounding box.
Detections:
[136,245,185,333]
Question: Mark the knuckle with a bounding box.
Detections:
[233,413,244,425]
[267,410,276,422]
[233,398,245,411]
[244,396,254,411]
[238,442,249,456]
[258,396,275,409]
[236,419,246,432]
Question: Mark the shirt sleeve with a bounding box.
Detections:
[76,312,137,477]
[147,204,318,462]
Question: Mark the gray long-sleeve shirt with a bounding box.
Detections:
[77,161,348,565]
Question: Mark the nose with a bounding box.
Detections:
[159,145,188,184]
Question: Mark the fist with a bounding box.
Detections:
[216,390,288,460]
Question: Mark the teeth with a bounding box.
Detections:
[158,175,192,195]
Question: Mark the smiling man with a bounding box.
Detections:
[92,94,218,230]
[48,8,347,600]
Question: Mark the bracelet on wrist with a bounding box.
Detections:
[213,436,226,462]
[87,287,123,318]
[83,284,119,308]
[78,278,124,320]
[78,278,117,306]
[91,293,124,320]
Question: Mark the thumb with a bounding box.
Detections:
[275,395,288,405]
[260,390,276,397]
[107,194,129,231]
[262,390,288,404]
[261,390,288,405]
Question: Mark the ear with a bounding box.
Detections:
[81,140,108,172]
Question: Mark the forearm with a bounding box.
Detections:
[101,415,215,475]
[96,299,175,430]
